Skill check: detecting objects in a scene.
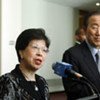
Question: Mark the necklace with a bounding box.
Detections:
[22,71,38,91]
[19,66,39,91]
[21,70,36,81]
[19,66,35,81]
[35,85,38,91]
[22,71,32,81]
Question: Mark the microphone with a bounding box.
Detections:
[52,62,100,99]
[52,62,83,78]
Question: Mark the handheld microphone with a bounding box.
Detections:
[52,62,83,78]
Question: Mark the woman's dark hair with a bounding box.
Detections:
[15,28,50,62]
[83,10,100,29]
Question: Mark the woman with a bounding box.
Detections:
[0,28,50,100]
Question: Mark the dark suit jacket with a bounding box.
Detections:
[62,41,100,100]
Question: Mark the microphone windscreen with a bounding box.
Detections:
[52,62,72,78]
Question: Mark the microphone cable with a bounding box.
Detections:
[80,76,100,100]
[70,78,99,100]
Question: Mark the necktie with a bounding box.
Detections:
[95,51,100,72]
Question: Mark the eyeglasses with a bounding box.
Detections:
[30,45,49,53]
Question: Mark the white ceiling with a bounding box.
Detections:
[45,0,100,11]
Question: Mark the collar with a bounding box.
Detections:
[75,41,81,44]
[86,40,99,54]
[85,40,99,62]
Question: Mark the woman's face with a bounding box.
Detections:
[19,40,49,71]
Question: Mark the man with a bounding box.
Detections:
[62,11,100,100]
[75,27,86,45]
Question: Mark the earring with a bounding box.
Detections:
[21,55,24,59]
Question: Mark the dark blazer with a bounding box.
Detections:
[0,65,50,100]
[62,41,100,100]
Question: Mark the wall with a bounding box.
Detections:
[1,0,22,74]
[0,0,79,92]
[0,0,1,75]
[22,0,78,78]
[22,0,79,92]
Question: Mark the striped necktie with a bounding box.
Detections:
[95,51,100,72]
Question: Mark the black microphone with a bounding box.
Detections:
[52,62,83,78]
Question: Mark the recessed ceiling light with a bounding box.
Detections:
[96,2,100,6]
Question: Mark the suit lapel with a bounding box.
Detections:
[80,41,100,76]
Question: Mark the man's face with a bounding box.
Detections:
[79,29,86,42]
[85,15,100,48]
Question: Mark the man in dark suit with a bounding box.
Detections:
[62,11,100,100]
